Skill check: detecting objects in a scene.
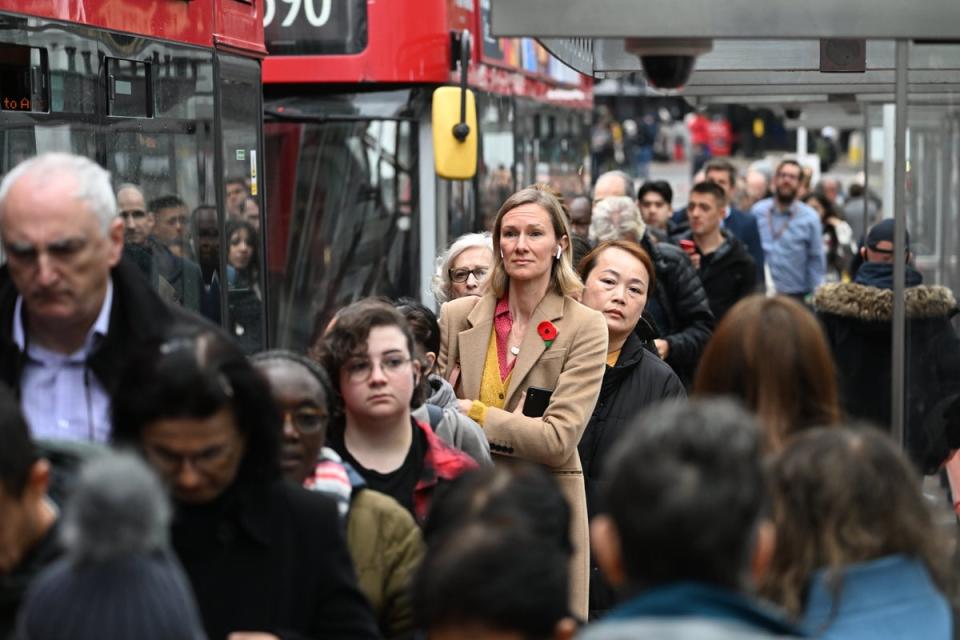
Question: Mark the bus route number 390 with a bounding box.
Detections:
[264,0,331,28]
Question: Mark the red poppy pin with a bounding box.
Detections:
[537,321,558,348]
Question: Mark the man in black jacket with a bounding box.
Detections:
[813,220,960,473]
[594,171,714,384]
[676,182,756,323]
[0,152,198,442]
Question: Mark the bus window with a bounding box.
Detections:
[218,53,264,354]
[107,126,218,323]
[264,117,419,352]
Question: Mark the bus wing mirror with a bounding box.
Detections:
[432,86,477,180]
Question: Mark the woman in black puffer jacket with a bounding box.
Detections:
[576,240,686,619]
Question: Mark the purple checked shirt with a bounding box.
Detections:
[13,281,113,443]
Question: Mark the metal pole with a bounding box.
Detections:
[891,39,908,449]
[862,110,870,239]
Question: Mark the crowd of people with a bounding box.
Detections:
[0,151,958,640]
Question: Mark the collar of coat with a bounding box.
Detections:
[813,281,958,321]
[458,289,567,404]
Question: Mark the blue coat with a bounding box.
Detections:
[802,555,951,640]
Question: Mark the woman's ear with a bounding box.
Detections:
[424,351,438,373]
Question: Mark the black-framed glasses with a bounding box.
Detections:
[449,267,489,284]
[281,407,328,434]
[119,209,147,220]
[344,355,412,383]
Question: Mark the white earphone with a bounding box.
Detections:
[555,246,562,260]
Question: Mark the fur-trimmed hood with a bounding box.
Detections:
[814,281,958,321]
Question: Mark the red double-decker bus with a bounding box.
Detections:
[0,0,268,352]
[262,0,592,351]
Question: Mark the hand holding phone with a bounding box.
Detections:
[679,239,696,255]
[522,386,553,417]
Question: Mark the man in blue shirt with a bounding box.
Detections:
[751,159,825,300]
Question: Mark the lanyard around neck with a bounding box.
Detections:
[767,203,793,242]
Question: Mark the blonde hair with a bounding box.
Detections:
[589,196,646,244]
[489,185,582,298]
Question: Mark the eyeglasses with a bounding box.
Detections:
[144,442,234,474]
[4,237,88,263]
[777,171,802,181]
[281,407,328,434]
[119,209,147,220]
[449,267,489,284]
[344,355,412,383]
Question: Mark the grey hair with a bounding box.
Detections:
[60,452,172,564]
[431,231,494,304]
[590,196,647,244]
[595,170,635,199]
[0,152,117,234]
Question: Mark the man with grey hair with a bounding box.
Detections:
[592,170,713,386]
[0,152,188,442]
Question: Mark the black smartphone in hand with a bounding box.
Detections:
[523,386,553,417]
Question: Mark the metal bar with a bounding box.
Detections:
[891,39,908,449]
[862,109,870,239]
[491,0,960,39]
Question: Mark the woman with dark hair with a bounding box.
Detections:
[694,295,840,451]
[438,184,609,618]
[760,426,952,639]
[225,218,259,292]
[394,298,491,465]
[252,349,424,639]
[576,240,686,617]
[804,192,855,282]
[111,326,379,640]
[318,299,477,525]
[414,465,577,640]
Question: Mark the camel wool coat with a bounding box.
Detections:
[438,290,608,619]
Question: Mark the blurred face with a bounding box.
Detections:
[141,407,247,504]
[339,325,420,425]
[228,227,253,270]
[153,205,188,246]
[688,191,723,238]
[242,198,260,232]
[193,209,219,266]
[639,191,671,229]
[449,246,493,299]
[226,182,247,217]
[568,197,592,238]
[705,169,735,201]
[116,187,153,245]
[499,204,565,285]
[580,247,650,342]
[259,361,328,484]
[1,172,123,331]
[593,174,630,202]
[774,164,803,203]
[864,240,896,264]
[746,171,768,202]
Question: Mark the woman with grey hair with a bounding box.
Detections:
[432,232,494,304]
[589,196,646,245]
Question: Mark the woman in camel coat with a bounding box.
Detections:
[439,185,608,619]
